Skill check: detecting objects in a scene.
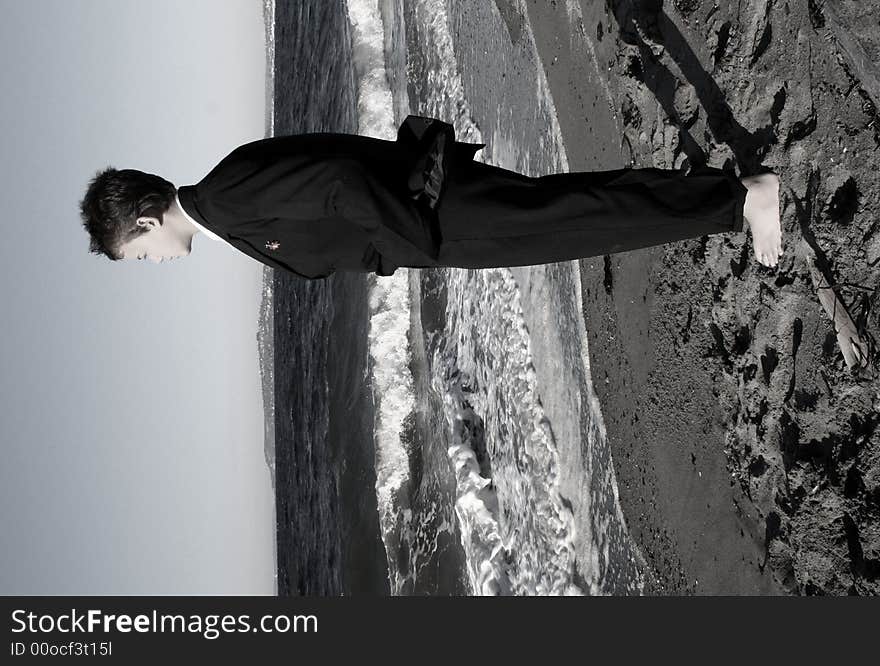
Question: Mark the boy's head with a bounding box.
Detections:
[79,168,194,263]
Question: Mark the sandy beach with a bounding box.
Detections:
[515,0,879,594]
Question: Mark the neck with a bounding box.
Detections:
[168,195,200,243]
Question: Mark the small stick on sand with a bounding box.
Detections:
[810,264,870,369]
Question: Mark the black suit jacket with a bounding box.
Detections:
[177,116,485,279]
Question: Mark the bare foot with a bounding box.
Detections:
[741,173,783,267]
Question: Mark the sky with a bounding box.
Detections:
[0,0,276,594]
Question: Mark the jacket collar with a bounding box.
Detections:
[175,185,228,242]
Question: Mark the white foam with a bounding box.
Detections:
[261,0,278,597]
[346,0,397,139]
[344,0,417,594]
[404,0,587,595]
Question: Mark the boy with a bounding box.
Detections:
[80,116,781,279]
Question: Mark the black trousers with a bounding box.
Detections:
[432,160,748,269]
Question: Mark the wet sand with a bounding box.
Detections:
[520,0,776,594]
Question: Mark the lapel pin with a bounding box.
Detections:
[265,240,281,251]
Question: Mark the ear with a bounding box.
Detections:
[136,216,160,229]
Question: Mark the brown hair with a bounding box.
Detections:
[79,167,177,260]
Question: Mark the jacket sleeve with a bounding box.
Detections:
[396,115,486,210]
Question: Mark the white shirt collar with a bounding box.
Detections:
[175,191,222,242]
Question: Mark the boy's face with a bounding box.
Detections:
[118,216,192,264]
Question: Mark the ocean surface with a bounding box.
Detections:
[260,0,647,595]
